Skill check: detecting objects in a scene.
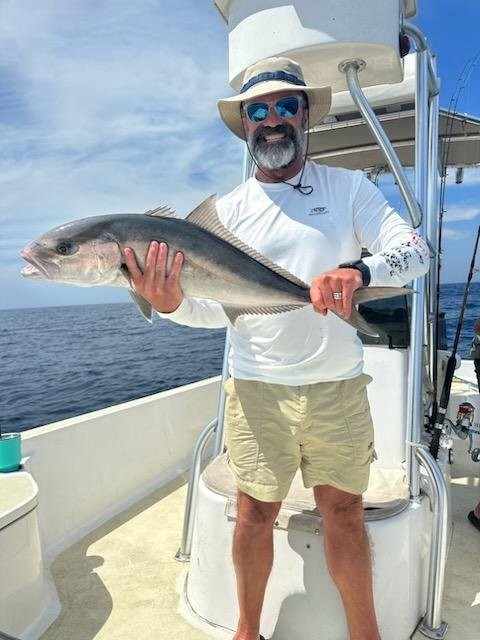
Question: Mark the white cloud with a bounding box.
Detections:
[441,227,469,240]
[3,1,480,308]
[445,208,480,222]
[0,0,248,308]
[442,204,480,221]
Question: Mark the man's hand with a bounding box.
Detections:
[310,268,363,319]
[124,241,184,313]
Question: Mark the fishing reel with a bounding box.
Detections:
[444,402,480,463]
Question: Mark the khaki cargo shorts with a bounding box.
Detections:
[223,374,376,502]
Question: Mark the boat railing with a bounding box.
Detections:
[340,58,423,228]
[175,417,218,562]
[414,445,450,639]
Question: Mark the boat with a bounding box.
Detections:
[1,1,480,639]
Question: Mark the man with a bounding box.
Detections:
[124,57,430,640]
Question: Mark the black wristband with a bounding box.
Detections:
[338,259,371,287]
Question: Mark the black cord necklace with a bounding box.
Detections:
[281,160,313,195]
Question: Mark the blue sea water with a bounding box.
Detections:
[1,281,479,433]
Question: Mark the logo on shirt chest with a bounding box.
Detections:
[309,206,329,216]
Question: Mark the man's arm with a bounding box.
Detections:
[310,172,430,320]
[352,173,430,287]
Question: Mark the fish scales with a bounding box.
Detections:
[108,214,311,306]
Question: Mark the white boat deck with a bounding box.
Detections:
[39,472,216,640]
[38,439,480,640]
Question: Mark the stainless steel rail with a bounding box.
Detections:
[212,330,231,457]
[415,446,450,639]
[341,60,423,228]
[175,417,217,562]
[406,40,430,498]
[403,23,440,97]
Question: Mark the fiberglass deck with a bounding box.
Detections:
[40,443,479,640]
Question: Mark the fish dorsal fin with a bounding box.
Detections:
[186,195,309,290]
[144,205,176,218]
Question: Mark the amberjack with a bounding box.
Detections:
[21,195,412,336]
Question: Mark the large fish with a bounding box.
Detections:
[21,195,411,336]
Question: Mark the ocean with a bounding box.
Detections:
[1,281,479,433]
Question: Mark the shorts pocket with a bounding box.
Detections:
[224,378,262,471]
[337,375,375,467]
[225,419,260,471]
[344,410,375,466]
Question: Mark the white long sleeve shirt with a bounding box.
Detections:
[159,161,430,384]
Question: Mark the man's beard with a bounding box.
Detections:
[247,123,306,171]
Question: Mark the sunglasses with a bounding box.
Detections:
[243,96,302,123]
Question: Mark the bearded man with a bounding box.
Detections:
[125,57,430,640]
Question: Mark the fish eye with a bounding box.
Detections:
[56,240,79,256]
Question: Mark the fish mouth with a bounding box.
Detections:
[20,245,58,279]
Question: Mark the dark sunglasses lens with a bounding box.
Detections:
[275,97,300,118]
[246,103,269,122]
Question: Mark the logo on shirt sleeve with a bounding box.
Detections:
[309,206,329,216]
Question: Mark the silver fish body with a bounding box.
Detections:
[21,195,412,336]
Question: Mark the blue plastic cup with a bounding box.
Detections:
[0,433,22,472]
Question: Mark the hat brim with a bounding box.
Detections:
[218,81,332,140]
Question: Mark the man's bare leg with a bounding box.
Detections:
[314,485,381,640]
[232,489,282,640]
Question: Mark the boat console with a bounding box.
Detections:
[182,1,453,639]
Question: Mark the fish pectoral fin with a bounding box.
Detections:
[128,289,153,323]
[222,304,306,326]
[120,264,133,287]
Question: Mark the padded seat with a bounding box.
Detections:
[202,454,409,533]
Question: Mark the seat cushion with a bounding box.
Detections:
[203,454,409,525]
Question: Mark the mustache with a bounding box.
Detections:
[254,123,295,144]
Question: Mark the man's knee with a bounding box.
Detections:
[236,490,282,528]
[314,485,365,529]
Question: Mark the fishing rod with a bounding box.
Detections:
[431,49,480,429]
[430,225,480,459]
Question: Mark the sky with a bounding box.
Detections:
[1,0,479,310]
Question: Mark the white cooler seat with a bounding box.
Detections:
[0,471,48,639]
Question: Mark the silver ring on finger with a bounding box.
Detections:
[332,292,343,300]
